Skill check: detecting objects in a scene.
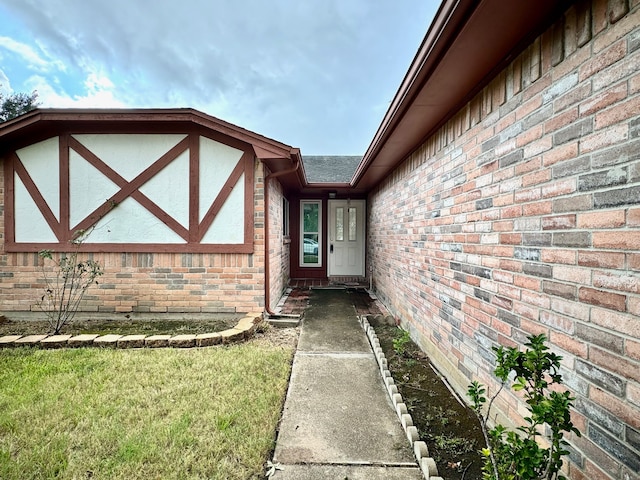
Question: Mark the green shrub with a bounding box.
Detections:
[467,334,580,480]
[392,328,411,356]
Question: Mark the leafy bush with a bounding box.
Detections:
[467,334,580,480]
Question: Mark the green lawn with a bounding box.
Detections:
[0,340,294,479]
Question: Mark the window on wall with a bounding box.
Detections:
[282,198,290,237]
[300,200,321,266]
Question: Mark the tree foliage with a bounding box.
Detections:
[0,89,39,122]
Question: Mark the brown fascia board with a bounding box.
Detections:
[0,108,44,137]
[304,182,352,189]
[0,108,296,158]
[352,0,473,183]
[352,0,572,192]
[0,107,297,163]
[297,154,310,183]
[188,109,299,160]
[294,154,311,189]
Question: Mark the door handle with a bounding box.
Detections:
[330,244,334,253]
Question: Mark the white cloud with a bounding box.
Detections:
[0,0,438,153]
[0,36,63,72]
[25,74,126,109]
[85,71,114,93]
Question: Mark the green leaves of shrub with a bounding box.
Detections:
[467,334,580,480]
[392,328,411,356]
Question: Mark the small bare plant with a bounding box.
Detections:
[37,229,103,334]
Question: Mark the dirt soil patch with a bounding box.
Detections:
[373,321,485,480]
[252,324,300,350]
[0,313,243,337]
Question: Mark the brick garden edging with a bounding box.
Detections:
[0,313,263,349]
[360,314,444,480]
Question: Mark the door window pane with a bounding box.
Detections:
[336,207,344,241]
[348,207,357,241]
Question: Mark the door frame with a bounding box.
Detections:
[327,199,366,277]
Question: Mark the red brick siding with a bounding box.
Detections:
[367,1,640,479]
[0,163,4,268]
[265,165,291,311]
[0,160,266,314]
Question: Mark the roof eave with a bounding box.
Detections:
[1,107,295,156]
[352,0,573,191]
[0,107,306,191]
[352,0,472,184]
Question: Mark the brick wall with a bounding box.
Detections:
[0,161,266,314]
[265,165,291,311]
[0,161,4,269]
[367,1,640,478]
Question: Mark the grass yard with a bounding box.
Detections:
[0,336,295,479]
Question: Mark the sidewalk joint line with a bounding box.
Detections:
[296,352,374,358]
[277,461,419,468]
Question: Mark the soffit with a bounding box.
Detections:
[353,0,572,192]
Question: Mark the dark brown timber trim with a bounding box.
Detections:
[12,152,62,240]
[59,135,71,242]
[5,131,257,253]
[68,135,191,240]
[3,152,15,244]
[197,153,246,242]
[5,242,254,254]
[243,153,255,246]
[189,133,200,242]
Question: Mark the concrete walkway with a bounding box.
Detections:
[272,288,423,479]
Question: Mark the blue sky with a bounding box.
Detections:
[0,1,439,154]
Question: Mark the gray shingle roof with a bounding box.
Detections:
[302,156,362,183]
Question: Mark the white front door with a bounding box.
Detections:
[328,200,365,277]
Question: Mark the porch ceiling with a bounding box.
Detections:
[352,0,572,193]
